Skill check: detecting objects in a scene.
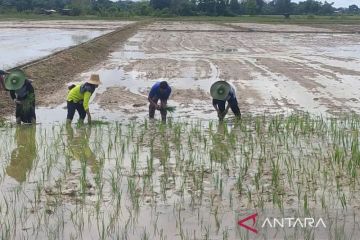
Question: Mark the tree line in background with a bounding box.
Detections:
[0,0,359,17]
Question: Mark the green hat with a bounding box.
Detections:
[5,70,26,91]
[210,81,231,101]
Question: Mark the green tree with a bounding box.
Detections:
[229,0,240,14]
[262,1,276,14]
[274,0,292,14]
[319,1,334,15]
[242,0,264,14]
[13,0,33,11]
[150,0,171,10]
[348,4,359,14]
[245,0,257,15]
[301,0,322,14]
[255,0,264,13]
[200,0,217,15]
[133,1,153,16]
[169,0,195,15]
[216,0,227,15]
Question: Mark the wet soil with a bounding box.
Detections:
[88,21,360,119]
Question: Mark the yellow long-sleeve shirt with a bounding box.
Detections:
[67,85,92,111]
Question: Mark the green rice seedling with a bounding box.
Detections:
[79,160,88,196]
[320,191,327,210]
[141,228,150,240]
[0,118,5,128]
[91,120,110,125]
[165,106,176,113]
[204,226,210,240]
[339,193,347,209]
[304,192,309,213]
[254,171,260,191]
[247,186,252,204]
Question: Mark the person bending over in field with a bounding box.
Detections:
[66,74,101,125]
[4,69,36,124]
[148,81,172,123]
[210,81,241,121]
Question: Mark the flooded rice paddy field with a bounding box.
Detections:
[1,21,360,239]
[78,21,360,121]
[0,20,134,69]
[1,114,360,239]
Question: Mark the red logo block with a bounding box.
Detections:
[238,213,258,234]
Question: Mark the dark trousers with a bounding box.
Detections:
[67,101,86,121]
[149,97,167,121]
[16,103,36,123]
[213,98,241,117]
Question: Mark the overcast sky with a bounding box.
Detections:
[291,0,359,8]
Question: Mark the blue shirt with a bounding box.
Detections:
[149,82,171,100]
[226,87,236,101]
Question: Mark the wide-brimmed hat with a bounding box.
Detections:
[210,81,231,101]
[4,69,26,91]
[86,74,101,85]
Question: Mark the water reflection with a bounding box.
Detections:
[149,123,169,164]
[6,125,37,183]
[210,121,240,163]
[71,35,90,45]
[66,125,98,173]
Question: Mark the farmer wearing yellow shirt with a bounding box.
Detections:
[66,74,101,124]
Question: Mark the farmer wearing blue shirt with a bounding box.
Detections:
[211,81,241,121]
[148,81,172,122]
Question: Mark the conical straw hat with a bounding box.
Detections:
[86,74,101,85]
[210,81,231,101]
[5,69,26,91]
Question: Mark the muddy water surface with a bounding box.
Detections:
[1,114,360,239]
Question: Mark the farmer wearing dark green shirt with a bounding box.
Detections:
[4,70,36,124]
[66,74,101,124]
[148,81,172,122]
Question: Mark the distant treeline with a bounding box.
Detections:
[0,0,359,17]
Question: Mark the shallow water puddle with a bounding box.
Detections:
[0,28,111,69]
